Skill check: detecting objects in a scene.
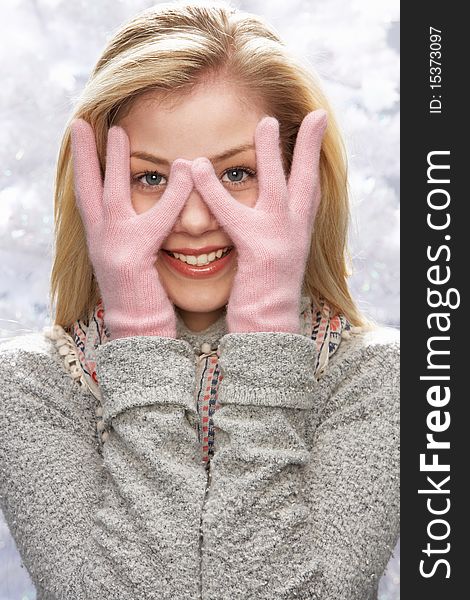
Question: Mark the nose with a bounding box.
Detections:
[173,187,219,235]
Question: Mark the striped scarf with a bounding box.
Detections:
[46,297,354,464]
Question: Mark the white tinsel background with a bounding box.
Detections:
[0,0,400,598]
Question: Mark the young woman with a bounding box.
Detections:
[0,2,399,599]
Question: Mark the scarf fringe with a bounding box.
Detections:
[43,324,103,402]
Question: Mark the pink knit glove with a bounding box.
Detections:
[71,119,194,340]
[191,109,328,334]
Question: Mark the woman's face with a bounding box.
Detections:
[115,80,266,331]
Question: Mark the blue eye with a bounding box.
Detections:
[221,166,256,186]
[140,171,166,186]
[225,168,245,182]
[132,170,167,191]
[143,172,164,186]
[132,165,256,192]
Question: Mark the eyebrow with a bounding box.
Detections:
[130,143,255,165]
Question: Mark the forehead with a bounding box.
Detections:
[117,80,266,160]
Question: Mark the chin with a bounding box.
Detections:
[167,285,230,314]
[174,297,228,314]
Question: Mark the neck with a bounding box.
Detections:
[176,306,226,333]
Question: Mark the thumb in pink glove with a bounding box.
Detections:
[71,119,194,340]
[190,109,328,334]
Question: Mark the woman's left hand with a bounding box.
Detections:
[191,109,327,334]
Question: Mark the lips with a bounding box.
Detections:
[162,245,233,255]
[159,246,235,279]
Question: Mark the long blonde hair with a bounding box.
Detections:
[50,0,373,330]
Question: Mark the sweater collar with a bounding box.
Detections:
[175,305,228,354]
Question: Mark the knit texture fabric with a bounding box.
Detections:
[68,293,351,464]
[190,111,327,334]
[0,311,399,600]
[71,119,195,339]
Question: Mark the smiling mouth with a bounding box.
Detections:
[161,246,234,266]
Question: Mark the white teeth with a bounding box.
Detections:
[169,246,230,265]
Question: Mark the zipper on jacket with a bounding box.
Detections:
[199,460,212,599]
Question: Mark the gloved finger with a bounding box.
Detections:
[140,158,195,243]
[191,157,253,244]
[287,109,327,219]
[103,124,135,220]
[253,116,288,214]
[70,118,104,228]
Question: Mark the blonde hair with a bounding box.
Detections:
[50,0,374,330]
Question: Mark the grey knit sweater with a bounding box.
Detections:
[0,310,399,600]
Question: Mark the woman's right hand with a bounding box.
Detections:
[70,119,194,340]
